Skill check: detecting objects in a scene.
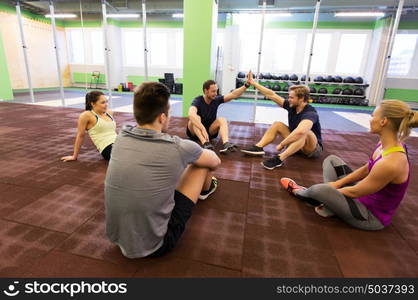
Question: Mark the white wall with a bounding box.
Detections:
[0,11,70,89]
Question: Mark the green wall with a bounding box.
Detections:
[72,72,106,84]
[384,88,418,103]
[0,31,13,100]
[183,0,217,116]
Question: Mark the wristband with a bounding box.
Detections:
[244,82,250,88]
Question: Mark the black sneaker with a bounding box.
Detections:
[261,156,284,170]
[202,142,214,151]
[199,177,218,200]
[219,142,238,153]
[240,144,265,156]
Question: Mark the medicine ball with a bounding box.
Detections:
[236,80,244,88]
[332,88,342,95]
[277,75,283,80]
[342,88,354,95]
[258,73,264,79]
[314,75,324,82]
[237,72,246,78]
[262,82,270,89]
[289,74,298,81]
[318,87,328,94]
[354,76,364,84]
[334,75,343,83]
[343,76,355,83]
[283,84,289,92]
[354,88,365,96]
[325,75,334,82]
[271,74,279,80]
[264,73,272,80]
[272,84,281,91]
[309,87,316,93]
[300,75,310,82]
[282,74,289,81]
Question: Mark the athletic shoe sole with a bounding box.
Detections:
[260,161,283,170]
[240,149,265,156]
[219,146,238,153]
[199,177,218,200]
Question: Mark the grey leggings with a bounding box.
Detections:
[295,155,384,231]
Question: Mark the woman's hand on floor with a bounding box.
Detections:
[61,155,77,162]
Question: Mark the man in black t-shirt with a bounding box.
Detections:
[241,71,323,170]
[187,79,249,153]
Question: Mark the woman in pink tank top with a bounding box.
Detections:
[281,100,418,230]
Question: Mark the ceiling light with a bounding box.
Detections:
[335,12,385,17]
[106,14,140,18]
[45,14,77,18]
[172,13,184,18]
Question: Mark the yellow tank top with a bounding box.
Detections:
[87,111,117,153]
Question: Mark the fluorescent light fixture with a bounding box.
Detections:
[335,12,385,17]
[172,13,184,18]
[45,14,77,18]
[106,14,140,18]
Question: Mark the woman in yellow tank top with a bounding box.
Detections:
[61,91,117,161]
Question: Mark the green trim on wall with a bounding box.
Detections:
[374,16,392,29]
[62,20,102,27]
[127,75,160,85]
[0,2,64,27]
[384,88,418,103]
[183,0,217,117]
[72,72,106,84]
[13,87,61,93]
[0,31,13,100]
[398,21,418,30]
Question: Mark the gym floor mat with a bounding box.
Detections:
[0,102,417,278]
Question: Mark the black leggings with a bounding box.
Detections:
[101,144,113,161]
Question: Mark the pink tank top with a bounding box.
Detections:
[357,143,410,226]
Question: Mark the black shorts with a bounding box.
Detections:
[186,125,218,141]
[101,143,113,161]
[147,190,195,257]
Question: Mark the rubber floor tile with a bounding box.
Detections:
[134,254,241,278]
[24,251,137,278]
[57,211,140,267]
[242,223,342,277]
[197,178,249,214]
[324,225,418,277]
[7,185,103,234]
[0,219,68,277]
[0,183,50,218]
[171,208,246,270]
[214,159,252,183]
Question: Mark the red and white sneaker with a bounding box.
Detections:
[280,177,306,195]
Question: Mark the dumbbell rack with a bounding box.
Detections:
[236,77,369,106]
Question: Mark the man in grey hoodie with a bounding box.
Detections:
[105,82,221,258]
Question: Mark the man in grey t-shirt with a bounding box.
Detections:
[105,82,221,258]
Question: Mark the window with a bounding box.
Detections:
[263,32,297,72]
[303,33,332,73]
[175,32,183,68]
[388,34,418,76]
[123,30,144,66]
[149,32,167,66]
[68,30,84,64]
[336,34,367,74]
[91,30,104,65]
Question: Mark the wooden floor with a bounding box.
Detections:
[0,102,417,277]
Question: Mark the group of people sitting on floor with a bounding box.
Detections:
[61,71,417,259]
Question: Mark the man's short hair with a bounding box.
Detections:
[289,85,310,102]
[203,80,217,91]
[133,82,170,125]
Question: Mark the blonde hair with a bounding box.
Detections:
[379,100,418,141]
[289,85,310,102]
